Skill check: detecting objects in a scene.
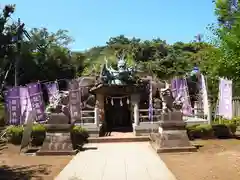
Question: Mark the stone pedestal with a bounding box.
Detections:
[133,122,159,136]
[36,113,77,156]
[150,111,196,153]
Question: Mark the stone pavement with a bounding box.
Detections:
[55,142,177,180]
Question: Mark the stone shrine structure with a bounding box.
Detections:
[150,85,196,152]
[87,55,164,136]
[36,112,77,155]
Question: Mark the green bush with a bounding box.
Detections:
[6,125,24,145]
[213,117,240,127]
[212,124,232,138]
[212,118,238,138]
[231,116,240,126]
[72,125,89,139]
[71,126,89,149]
[227,123,237,134]
[186,124,198,140]
[187,124,213,139]
[196,124,214,139]
[186,120,237,140]
[31,124,46,146]
[6,124,89,147]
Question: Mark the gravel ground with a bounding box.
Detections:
[0,144,72,180]
[161,139,240,180]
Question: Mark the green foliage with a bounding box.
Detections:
[189,1,240,100]
[187,124,213,140]
[0,5,77,86]
[231,116,240,126]
[72,125,89,140]
[5,125,89,147]
[212,123,236,138]
[31,124,46,146]
[71,126,89,149]
[81,37,202,79]
[213,117,240,126]
[186,119,238,140]
[6,125,24,144]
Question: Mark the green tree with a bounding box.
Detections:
[204,1,240,81]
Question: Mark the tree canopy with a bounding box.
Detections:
[1,1,240,98]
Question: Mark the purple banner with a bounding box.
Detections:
[148,80,153,121]
[4,87,21,125]
[44,81,59,103]
[171,77,192,116]
[20,87,32,124]
[218,78,232,119]
[27,82,45,122]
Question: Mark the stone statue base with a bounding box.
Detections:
[36,113,77,156]
[150,111,197,153]
[36,124,77,156]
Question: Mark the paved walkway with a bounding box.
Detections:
[55,142,177,180]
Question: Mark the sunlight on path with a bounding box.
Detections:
[55,142,177,180]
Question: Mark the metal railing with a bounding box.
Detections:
[139,109,162,122]
[78,110,95,124]
[139,101,208,123]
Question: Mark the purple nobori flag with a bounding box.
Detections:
[171,77,192,116]
[4,87,21,125]
[19,87,32,124]
[148,80,153,121]
[44,81,59,103]
[27,82,45,122]
[218,78,233,119]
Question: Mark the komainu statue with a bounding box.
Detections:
[160,81,183,113]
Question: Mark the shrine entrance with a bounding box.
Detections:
[90,84,145,134]
[104,96,132,131]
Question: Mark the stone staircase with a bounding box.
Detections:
[88,132,150,143]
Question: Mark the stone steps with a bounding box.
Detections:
[88,136,150,143]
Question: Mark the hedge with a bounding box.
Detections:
[5,124,89,148]
[213,116,240,126]
[186,121,238,140]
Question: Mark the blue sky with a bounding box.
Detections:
[1,0,216,51]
